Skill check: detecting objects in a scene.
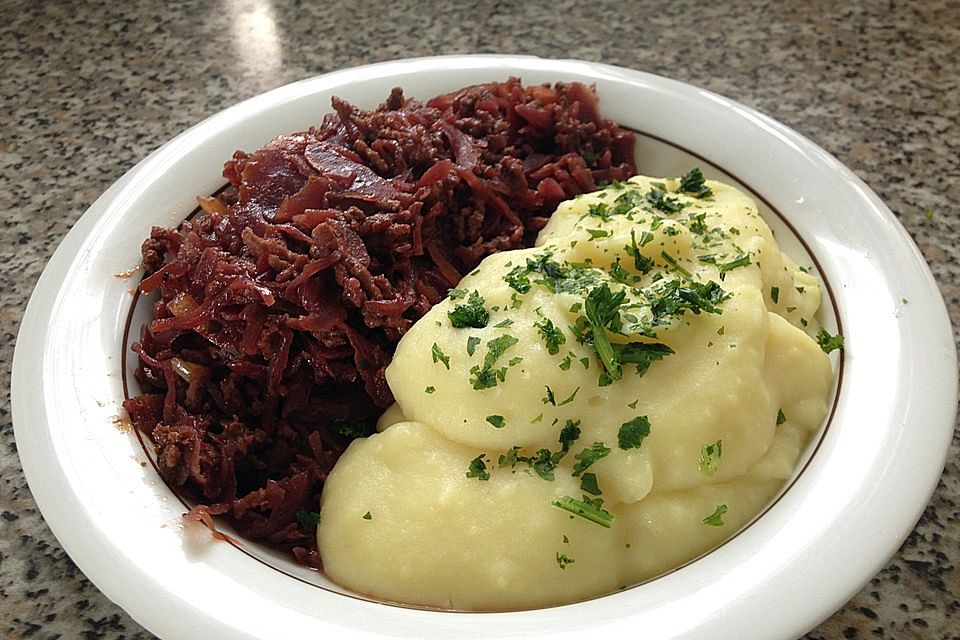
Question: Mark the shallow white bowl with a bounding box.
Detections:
[12,55,957,640]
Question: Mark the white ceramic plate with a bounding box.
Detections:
[12,56,957,640]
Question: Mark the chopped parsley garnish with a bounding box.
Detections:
[647,279,728,324]
[542,384,580,407]
[699,440,723,476]
[486,415,506,429]
[498,447,520,468]
[613,341,674,377]
[587,228,612,239]
[556,552,575,569]
[587,202,612,220]
[572,442,611,477]
[362,511,372,520]
[448,288,468,300]
[542,386,557,405]
[660,251,693,278]
[677,167,713,199]
[296,510,321,529]
[583,283,626,379]
[493,318,514,328]
[702,504,728,526]
[617,416,651,450]
[504,253,569,294]
[624,230,655,274]
[466,455,490,480]
[576,283,677,381]
[466,335,481,356]
[448,290,489,328]
[816,328,844,354]
[535,316,566,355]
[558,387,579,406]
[608,258,641,285]
[579,472,602,496]
[558,419,582,454]
[687,212,709,234]
[770,286,780,304]
[718,254,751,273]
[528,449,557,480]
[431,343,450,369]
[425,385,435,394]
[330,418,372,442]
[469,334,519,390]
[645,187,686,214]
[552,495,615,528]
[777,409,786,426]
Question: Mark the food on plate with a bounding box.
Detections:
[317,173,836,609]
[121,80,636,561]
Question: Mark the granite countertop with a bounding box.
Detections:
[1,1,957,638]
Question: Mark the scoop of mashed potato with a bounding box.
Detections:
[317,173,835,610]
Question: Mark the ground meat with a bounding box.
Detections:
[122,79,636,560]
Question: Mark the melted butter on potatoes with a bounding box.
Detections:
[317,172,835,610]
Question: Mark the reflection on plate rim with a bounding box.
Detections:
[11,55,957,640]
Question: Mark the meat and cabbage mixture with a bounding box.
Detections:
[122,80,636,564]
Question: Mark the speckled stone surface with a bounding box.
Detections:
[1,0,957,638]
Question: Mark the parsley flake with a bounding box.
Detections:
[677,167,713,199]
[702,504,728,526]
[816,328,844,354]
[699,440,723,476]
[558,419,582,454]
[431,343,450,369]
[618,416,651,450]
[645,187,686,214]
[448,290,489,328]
[535,316,566,355]
[330,418,372,442]
[552,495,615,528]
[579,472,602,496]
[486,415,506,429]
[572,442,611,477]
[466,335,481,356]
[470,335,519,390]
[660,251,693,278]
[777,409,786,426]
[624,229,655,274]
[296,510,321,529]
[719,254,751,273]
[466,455,490,481]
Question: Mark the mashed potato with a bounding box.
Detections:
[317,172,835,610]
